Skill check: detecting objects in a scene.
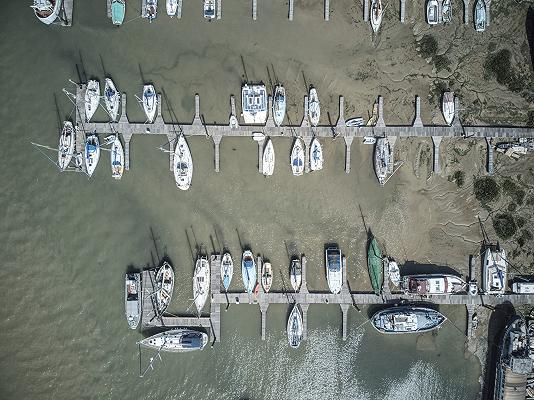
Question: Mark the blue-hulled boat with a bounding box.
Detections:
[241,250,256,294]
[111,0,125,26]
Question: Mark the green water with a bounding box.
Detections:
[0,1,481,399]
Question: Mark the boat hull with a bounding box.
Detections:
[372,306,446,334]
[370,0,383,32]
[110,136,124,180]
[167,0,178,15]
[221,253,233,291]
[287,304,303,348]
[442,91,455,125]
[104,78,120,122]
[308,88,320,126]
[193,257,210,314]
[475,0,486,32]
[58,121,74,170]
[482,247,507,294]
[401,274,466,295]
[155,262,174,314]
[309,137,323,171]
[139,329,209,352]
[85,80,100,122]
[143,84,157,123]
[34,0,63,25]
[273,85,286,126]
[291,138,304,176]
[290,259,302,292]
[261,262,273,292]
[84,135,100,177]
[326,247,342,294]
[427,0,439,24]
[442,0,452,23]
[173,135,193,190]
[241,251,257,294]
[262,138,275,176]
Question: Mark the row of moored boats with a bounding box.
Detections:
[425,0,487,31]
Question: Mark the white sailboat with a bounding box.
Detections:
[370,0,383,33]
[104,78,120,122]
[143,84,157,123]
[442,0,452,23]
[139,329,209,352]
[167,0,178,16]
[374,137,391,185]
[32,0,63,25]
[85,80,100,122]
[193,256,210,315]
[110,136,124,180]
[287,304,303,348]
[58,121,74,171]
[261,262,273,293]
[204,0,216,19]
[442,91,455,125]
[309,137,323,171]
[221,252,233,291]
[262,138,275,176]
[290,258,302,292]
[155,261,174,314]
[308,87,320,127]
[173,135,193,190]
[273,85,286,127]
[84,134,100,177]
[427,0,439,25]
[474,0,486,32]
[291,138,305,176]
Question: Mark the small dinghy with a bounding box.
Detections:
[427,0,439,25]
[193,256,210,315]
[85,80,100,122]
[287,304,303,348]
[261,262,273,292]
[221,252,233,291]
[167,0,178,16]
[370,0,383,33]
[204,0,216,19]
[442,91,455,125]
[111,0,125,26]
[58,121,74,171]
[291,138,305,176]
[143,0,157,22]
[290,257,302,292]
[474,0,486,32]
[84,134,100,177]
[173,135,193,190]
[143,84,157,123]
[242,250,257,294]
[345,117,364,127]
[309,137,323,171]
[442,0,452,23]
[155,261,174,315]
[110,136,124,180]
[273,85,286,127]
[139,329,208,352]
[308,87,320,127]
[363,136,377,145]
[125,273,141,329]
[262,138,275,176]
[104,78,120,122]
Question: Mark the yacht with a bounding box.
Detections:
[242,84,267,124]
[193,256,210,315]
[287,304,303,348]
[262,138,275,176]
[370,0,383,33]
[291,138,304,176]
[204,0,216,19]
[326,247,342,294]
[139,329,209,352]
[58,121,74,171]
[110,136,124,180]
[85,80,100,122]
[143,84,157,123]
[482,247,507,294]
[173,135,193,190]
[401,274,466,295]
[442,91,455,125]
[427,0,439,25]
[308,87,320,127]
[309,138,323,171]
[155,261,174,314]
[167,0,178,16]
[125,273,141,329]
[242,250,257,294]
[142,0,158,22]
[104,78,120,122]
[290,257,302,292]
[111,0,125,26]
[372,306,446,334]
[273,85,286,126]
[32,0,63,25]
[221,252,233,291]
[374,137,391,185]
[475,0,486,32]
[84,134,100,177]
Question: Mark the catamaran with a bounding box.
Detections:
[273,85,286,127]
[482,247,507,294]
[427,0,439,25]
[110,136,124,180]
[370,0,383,33]
[32,0,63,25]
[372,306,446,334]
[442,91,455,125]
[143,84,157,123]
[139,329,209,352]
[475,0,486,32]
[291,138,305,176]
[104,78,120,122]
[326,247,342,294]
[111,0,125,26]
[442,0,452,23]
[58,121,74,171]
[85,80,100,122]
[261,262,273,292]
[125,273,141,329]
[173,135,193,190]
[374,137,391,185]
[287,304,303,348]
[155,261,174,314]
[204,0,216,19]
[242,250,257,294]
[309,137,323,171]
[167,0,178,16]
[262,138,275,176]
[401,274,466,295]
[290,257,302,292]
[242,84,267,124]
[84,134,100,177]
[308,87,320,127]
[367,236,383,295]
[193,256,210,315]
[143,0,158,22]
[221,252,233,291]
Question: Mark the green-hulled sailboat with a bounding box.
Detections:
[367,236,383,295]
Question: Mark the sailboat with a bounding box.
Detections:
[367,236,383,295]
[221,252,233,291]
[242,250,257,294]
[143,84,157,123]
[193,256,210,315]
[58,121,74,171]
[374,137,391,185]
[204,0,216,19]
[474,0,486,32]
[262,138,275,176]
[442,0,452,23]
[326,247,342,294]
[84,134,100,177]
[139,329,209,352]
[125,273,141,329]
[370,0,383,33]
[371,306,446,334]
[32,0,63,25]
[309,137,323,171]
[143,0,158,22]
[308,87,320,127]
[85,80,100,122]
[155,261,174,315]
[173,135,193,190]
[167,0,178,16]
[261,262,273,292]
[273,85,286,127]
[291,138,304,176]
[110,136,124,180]
[104,78,120,122]
[111,0,125,26]
[427,0,439,24]
[287,304,303,348]
[290,257,302,292]
[442,91,455,125]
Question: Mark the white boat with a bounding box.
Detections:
[142,0,158,22]
[309,137,323,171]
[291,138,305,176]
[308,87,320,127]
[193,256,210,315]
[374,137,391,185]
[139,329,208,352]
[370,0,383,33]
[32,0,63,25]
[58,121,74,171]
[173,135,193,190]
[262,138,275,176]
[242,250,257,294]
[273,85,286,127]
[482,247,507,295]
[104,78,120,122]
[442,91,455,125]
[427,0,439,25]
[110,136,124,180]
[287,304,303,348]
[204,0,216,19]
[372,306,446,334]
[387,260,400,286]
[221,252,233,291]
[442,0,452,23]
[326,247,342,294]
[84,134,100,177]
[401,274,467,295]
[363,136,377,145]
[242,84,267,124]
[125,273,141,329]
[261,262,273,293]
[143,84,157,123]
[85,80,100,122]
[345,117,364,127]
[474,0,486,32]
[290,258,302,292]
[155,261,174,314]
[166,0,178,16]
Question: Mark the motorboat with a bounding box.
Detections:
[221,252,233,291]
[401,274,466,295]
[104,78,120,122]
[482,247,507,294]
[173,135,193,190]
[85,80,100,122]
[386,259,400,286]
[111,0,125,26]
[193,256,210,315]
[273,85,286,127]
[143,0,157,22]
[110,136,124,180]
[167,0,178,16]
[290,257,302,292]
[32,0,63,25]
[155,261,174,314]
[442,91,455,125]
[370,0,383,33]
[374,137,391,185]
[475,0,486,32]
[242,250,257,294]
[125,273,141,329]
[58,121,74,170]
[367,236,383,295]
[363,136,376,145]
[204,0,216,19]
[262,138,275,176]
[84,134,100,177]
[287,304,303,348]
[241,84,267,124]
[309,137,323,171]
[427,0,439,25]
[308,87,320,127]
[143,84,157,123]
[442,0,452,23]
[261,262,273,292]
[291,137,304,176]
[345,117,364,127]
[371,306,446,334]
[139,329,209,352]
[325,247,342,294]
